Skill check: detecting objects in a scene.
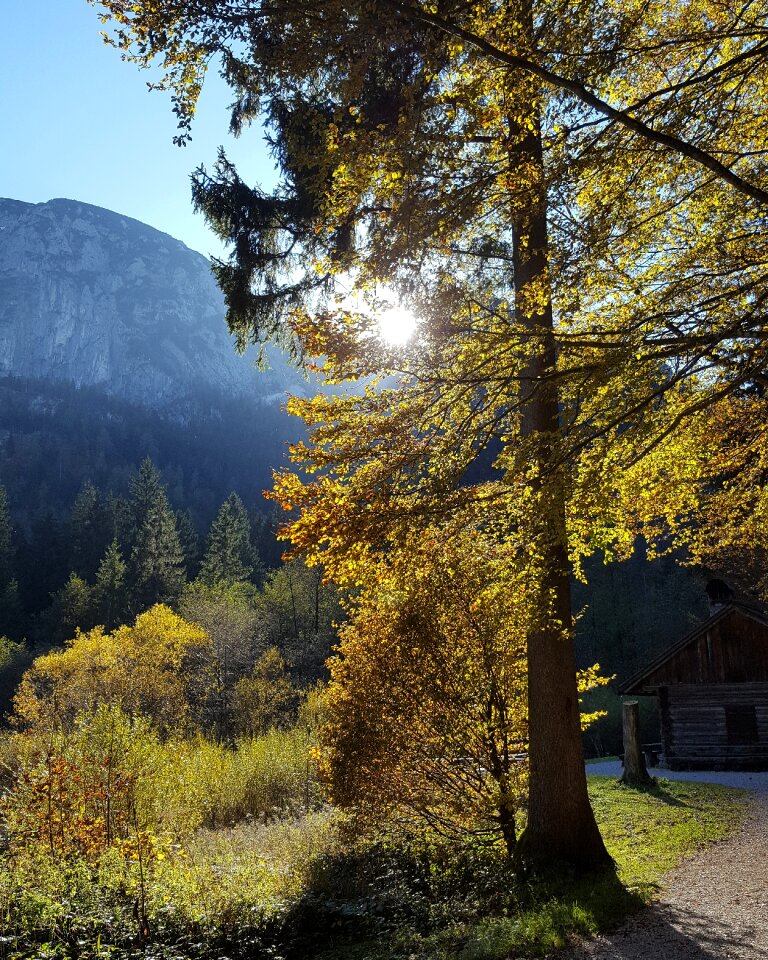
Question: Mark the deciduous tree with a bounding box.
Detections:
[49,573,95,643]
[259,559,341,684]
[321,525,607,854]
[92,0,768,868]
[232,646,300,737]
[179,579,263,736]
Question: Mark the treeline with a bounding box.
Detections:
[574,545,709,755]
[0,375,304,536]
[0,459,341,717]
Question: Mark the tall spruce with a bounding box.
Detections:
[70,482,111,580]
[93,540,129,630]
[175,509,200,580]
[128,459,186,610]
[199,493,255,586]
[109,494,135,555]
[19,513,69,617]
[0,487,12,589]
[0,486,22,640]
[129,459,165,534]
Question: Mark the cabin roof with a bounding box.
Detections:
[619,602,768,695]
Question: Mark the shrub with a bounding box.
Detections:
[13,605,211,736]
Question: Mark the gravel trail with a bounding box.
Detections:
[565,772,768,959]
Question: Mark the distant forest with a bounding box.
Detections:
[0,376,304,537]
[0,375,715,753]
[0,454,341,717]
[0,376,324,707]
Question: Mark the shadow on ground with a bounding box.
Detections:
[566,902,768,959]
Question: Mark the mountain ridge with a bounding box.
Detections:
[0,196,304,406]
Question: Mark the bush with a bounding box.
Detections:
[13,605,211,736]
[3,704,162,863]
[0,701,332,958]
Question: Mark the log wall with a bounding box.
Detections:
[659,683,768,770]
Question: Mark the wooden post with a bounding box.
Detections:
[621,700,652,786]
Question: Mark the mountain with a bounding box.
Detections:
[0,198,311,532]
[0,197,304,406]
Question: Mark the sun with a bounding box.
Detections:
[377,304,418,346]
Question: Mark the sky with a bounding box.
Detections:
[0,0,278,258]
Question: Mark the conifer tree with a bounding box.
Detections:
[20,513,69,618]
[0,487,12,589]
[109,494,135,556]
[131,500,186,612]
[199,493,255,586]
[93,540,129,631]
[0,580,22,642]
[129,458,165,533]
[50,573,95,643]
[0,486,22,641]
[70,482,111,580]
[175,509,200,580]
[128,459,186,611]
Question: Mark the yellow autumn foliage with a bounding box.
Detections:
[14,605,211,736]
[319,524,608,854]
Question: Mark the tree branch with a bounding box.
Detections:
[390,0,768,208]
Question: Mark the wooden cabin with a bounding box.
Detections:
[620,603,768,770]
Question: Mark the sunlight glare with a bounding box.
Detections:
[377,303,418,346]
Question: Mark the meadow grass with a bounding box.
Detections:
[0,763,745,960]
[317,776,746,960]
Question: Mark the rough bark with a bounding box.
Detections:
[621,699,652,786]
[512,37,612,871]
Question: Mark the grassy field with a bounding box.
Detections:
[317,776,746,960]
[0,774,746,960]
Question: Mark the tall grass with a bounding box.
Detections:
[1,702,322,842]
[145,726,322,835]
[0,703,335,956]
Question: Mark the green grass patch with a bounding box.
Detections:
[319,776,746,960]
[588,775,744,892]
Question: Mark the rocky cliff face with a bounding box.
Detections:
[0,198,301,405]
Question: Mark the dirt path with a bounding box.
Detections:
[565,790,768,959]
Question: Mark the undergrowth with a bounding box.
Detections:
[0,768,744,960]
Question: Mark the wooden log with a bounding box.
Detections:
[621,700,652,786]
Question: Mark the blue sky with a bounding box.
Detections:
[0,0,278,257]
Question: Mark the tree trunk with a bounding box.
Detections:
[511,34,612,871]
[621,700,652,786]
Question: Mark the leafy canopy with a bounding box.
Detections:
[90,0,768,570]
